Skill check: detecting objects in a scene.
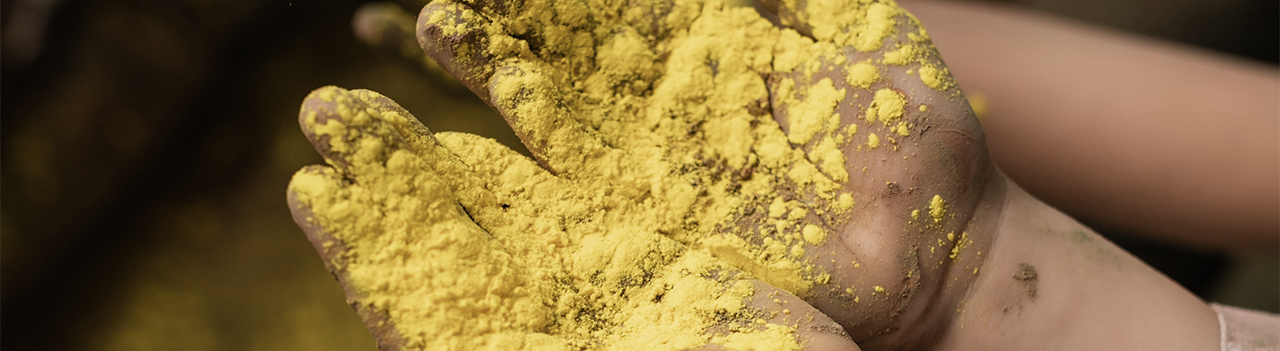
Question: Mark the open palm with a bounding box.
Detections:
[288,0,1001,350]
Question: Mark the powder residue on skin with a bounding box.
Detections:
[949,232,971,259]
[867,88,906,125]
[917,63,952,91]
[881,44,915,65]
[801,225,828,245]
[844,60,880,89]
[291,0,968,348]
[1013,262,1038,299]
[786,78,844,145]
[783,1,899,52]
[293,88,790,350]
[929,194,946,222]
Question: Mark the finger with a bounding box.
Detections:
[298,86,415,175]
[300,85,492,189]
[303,86,507,238]
[417,1,506,102]
[290,93,560,349]
[337,88,507,218]
[340,88,473,176]
[286,166,410,351]
[487,62,614,175]
[353,2,460,86]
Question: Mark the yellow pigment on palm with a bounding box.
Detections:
[290,0,963,349]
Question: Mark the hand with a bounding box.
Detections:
[289,0,1003,349]
[288,86,858,350]
[417,0,1003,347]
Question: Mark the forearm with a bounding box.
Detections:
[939,175,1220,350]
[901,0,1280,252]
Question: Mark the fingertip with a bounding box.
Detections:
[298,86,416,174]
[287,165,347,259]
[417,1,499,101]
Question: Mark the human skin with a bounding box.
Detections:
[289,0,1224,350]
[288,87,862,351]
[901,0,1280,253]
[751,2,1217,349]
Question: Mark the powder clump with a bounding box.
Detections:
[929,194,946,222]
[290,0,962,349]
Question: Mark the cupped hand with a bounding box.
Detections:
[288,0,1005,349]
[288,86,858,350]
[415,0,1003,347]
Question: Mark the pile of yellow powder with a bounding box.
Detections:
[289,0,960,349]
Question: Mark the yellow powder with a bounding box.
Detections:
[894,122,910,136]
[844,60,880,89]
[918,64,941,90]
[867,88,906,124]
[788,207,809,221]
[832,193,854,212]
[801,225,827,245]
[291,0,968,348]
[949,232,971,259]
[809,136,848,182]
[769,197,788,218]
[929,194,946,222]
[881,45,915,65]
[786,78,844,145]
[777,0,898,52]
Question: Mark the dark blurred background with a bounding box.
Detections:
[0,0,1275,350]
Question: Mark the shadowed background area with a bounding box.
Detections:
[1,0,1275,350]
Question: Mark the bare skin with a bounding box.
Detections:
[288,86,860,350]
[289,0,1226,350]
[412,0,998,348]
[902,0,1280,253]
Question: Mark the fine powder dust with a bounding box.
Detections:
[289,0,958,350]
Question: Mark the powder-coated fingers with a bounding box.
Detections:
[300,86,501,225]
[285,166,412,351]
[488,62,616,176]
[292,87,564,350]
[417,0,700,105]
[298,86,415,175]
[417,1,502,103]
[340,88,486,191]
